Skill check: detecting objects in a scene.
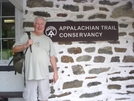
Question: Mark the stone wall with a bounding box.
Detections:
[23,0,134,101]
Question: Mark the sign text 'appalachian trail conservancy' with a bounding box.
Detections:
[44,21,118,42]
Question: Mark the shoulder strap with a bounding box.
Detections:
[8,57,13,66]
[27,32,31,39]
[26,32,32,52]
[24,32,32,86]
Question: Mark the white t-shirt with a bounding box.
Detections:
[13,32,56,80]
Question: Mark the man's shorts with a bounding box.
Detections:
[23,79,50,101]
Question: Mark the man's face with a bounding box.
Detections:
[34,19,45,34]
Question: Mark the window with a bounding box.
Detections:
[0,0,15,64]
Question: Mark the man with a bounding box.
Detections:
[12,16,58,101]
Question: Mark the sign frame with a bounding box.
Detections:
[44,21,118,42]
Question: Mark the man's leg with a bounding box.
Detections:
[38,79,50,101]
[23,80,38,101]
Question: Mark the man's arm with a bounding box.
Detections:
[12,39,33,53]
[50,56,58,83]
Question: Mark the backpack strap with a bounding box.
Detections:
[24,32,32,86]
[8,57,14,66]
[26,32,32,52]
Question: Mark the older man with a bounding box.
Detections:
[12,16,58,101]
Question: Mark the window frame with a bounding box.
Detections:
[0,8,23,65]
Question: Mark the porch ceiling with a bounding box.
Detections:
[9,0,23,12]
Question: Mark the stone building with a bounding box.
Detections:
[0,0,134,101]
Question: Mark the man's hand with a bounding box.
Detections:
[25,39,33,47]
[53,72,58,83]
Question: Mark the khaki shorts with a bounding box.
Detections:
[23,79,50,101]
